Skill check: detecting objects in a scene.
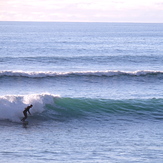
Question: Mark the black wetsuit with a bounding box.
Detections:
[21,105,32,121]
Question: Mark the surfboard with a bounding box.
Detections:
[22,121,28,125]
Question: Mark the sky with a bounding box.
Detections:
[0,0,163,23]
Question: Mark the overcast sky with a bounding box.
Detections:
[0,0,163,23]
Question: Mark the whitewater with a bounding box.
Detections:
[0,22,163,163]
[1,70,163,77]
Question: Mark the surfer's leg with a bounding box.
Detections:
[21,113,27,121]
[22,113,27,121]
[21,117,25,121]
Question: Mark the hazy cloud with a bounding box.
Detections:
[0,0,163,22]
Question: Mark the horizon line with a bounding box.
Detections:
[0,21,163,24]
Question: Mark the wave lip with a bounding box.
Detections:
[0,70,162,78]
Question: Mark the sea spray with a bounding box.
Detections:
[0,93,58,122]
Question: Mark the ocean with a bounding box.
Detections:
[0,21,163,162]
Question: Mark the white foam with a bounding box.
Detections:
[0,70,162,78]
[0,93,58,122]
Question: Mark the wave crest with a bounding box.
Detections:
[0,70,162,78]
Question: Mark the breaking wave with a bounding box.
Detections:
[0,93,163,123]
[0,70,163,78]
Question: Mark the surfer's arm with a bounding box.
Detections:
[28,110,31,115]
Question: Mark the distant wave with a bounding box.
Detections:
[0,70,163,78]
[0,93,163,122]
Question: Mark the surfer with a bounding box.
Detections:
[21,104,33,122]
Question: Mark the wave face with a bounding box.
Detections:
[0,70,163,78]
[0,94,163,122]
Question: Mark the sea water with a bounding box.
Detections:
[0,22,163,163]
